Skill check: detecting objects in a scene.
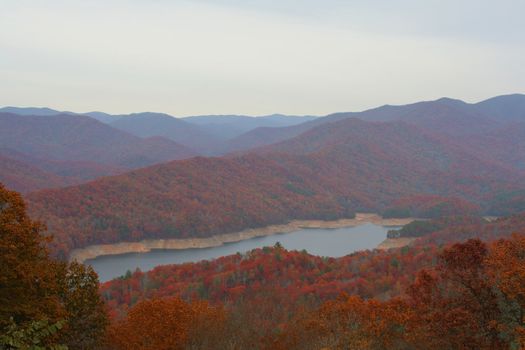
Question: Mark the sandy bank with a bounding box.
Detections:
[376,237,417,250]
[70,213,415,263]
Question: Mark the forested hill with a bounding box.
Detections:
[0,112,197,192]
[7,176,525,348]
[103,213,525,310]
[27,117,525,259]
[100,211,525,348]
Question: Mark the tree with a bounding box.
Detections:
[407,239,506,349]
[0,183,108,349]
[107,297,225,350]
[274,295,411,350]
[485,234,525,348]
[57,261,108,349]
[0,183,63,328]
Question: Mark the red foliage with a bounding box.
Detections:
[26,118,525,259]
[382,194,482,218]
[275,235,525,349]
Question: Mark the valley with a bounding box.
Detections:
[71,213,413,263]
[3,93,525,349]
[69,213,413,281]
[4,3,525,348]
[87,222,402,282]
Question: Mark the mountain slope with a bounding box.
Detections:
[0,147,129,195]
[474,93,525,122]
[183,114,316,140]
[26,117,523,258]
[0,113,196,168]
[83,111,123,123]
[0,154,78,193]
[109,113,224,155]
[225,123,314,153]
[256,118,520,200]
[458,121,525,170]
[226,95,522,153]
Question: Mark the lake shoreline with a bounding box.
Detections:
[376,237,418,250]
[71,213,415,263]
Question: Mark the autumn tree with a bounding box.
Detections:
[485,234,525,348]
[406,239,508,349]
[274,295,411,350]
[57,261,109,349]
[0,183,63,328]
[107,297,225,350]
[274,236,525,349]
[0,183,108,349]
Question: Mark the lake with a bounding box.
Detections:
[87,223,398,282]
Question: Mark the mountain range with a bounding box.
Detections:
[1,94,525,257]
[5,93,522,258]
[0,106,315,155]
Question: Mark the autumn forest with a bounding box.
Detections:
[2,2,525,347]
[2,91,525,349]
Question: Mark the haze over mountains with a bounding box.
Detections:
[0,112,197,192]
[0,106,316,155]
[6,0,525,347]
[4,93,525,349]
[1,94,524,195]
[0,93,518,258]
[230,94,525,151]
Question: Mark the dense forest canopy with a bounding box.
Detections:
[26,114,525,259]
[2,0,525,347]
[2,94,525,349]
[4,182,525,349]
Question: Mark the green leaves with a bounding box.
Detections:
[0,317,68,350]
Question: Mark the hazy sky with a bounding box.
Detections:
[1,0,524,116]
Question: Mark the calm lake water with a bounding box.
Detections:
[88,223,398,282]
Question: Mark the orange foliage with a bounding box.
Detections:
[274,295,413,350]
[0,183,63,326]
[99,214,525,348]
[106,297,225,350]
[275,235,525,349]
[0,183,108,348]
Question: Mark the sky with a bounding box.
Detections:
[0,0,524,116]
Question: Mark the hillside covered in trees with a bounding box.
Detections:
[26,115,525,258]
[4,0,525,347]
[5,182,525,349]
[101,208,525,348]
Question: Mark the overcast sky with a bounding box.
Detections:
[1,0,524,116]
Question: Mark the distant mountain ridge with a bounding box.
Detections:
[0,112,196,192]
[4,93,524,156]
[0,112,195,167]
[226,94,525,153]
[0,107,318,154]
[182,114,317,140]
[2,93,524,194]
[108,113,225,155]
[0,106,76,116]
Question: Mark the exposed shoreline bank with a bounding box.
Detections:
[376,237,417,250]
[71,213,415,263]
